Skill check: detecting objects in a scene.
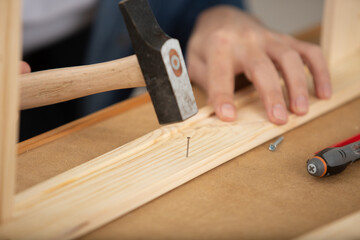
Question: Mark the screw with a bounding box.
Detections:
[269,136,284,152]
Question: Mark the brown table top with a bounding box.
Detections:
[17,26,360,239]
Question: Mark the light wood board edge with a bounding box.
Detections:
[321,0,360,69]
[295,209,360,240]
[17,93,151,154]
[0,52,359,239]
[0,0,21,223]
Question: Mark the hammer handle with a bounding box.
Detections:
[20,55,146,110]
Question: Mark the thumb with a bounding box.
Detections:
[206,46,236,121]
[20,61,31,74]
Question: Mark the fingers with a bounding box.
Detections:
[190,37,329,124]
[187,5,332,125]
[287,38,332,99]
[267,42,309,115]
[206,42,236,121]
[242,49,288,124]
[186,51,207,90]
[20,61,31,74]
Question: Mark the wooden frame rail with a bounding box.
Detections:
[0,0,21,223]
[0,0,359,239]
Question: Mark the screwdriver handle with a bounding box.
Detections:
[307,141,360,177]
[323,141,360,165]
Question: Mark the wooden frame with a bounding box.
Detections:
[0,0,359,239]
[0,0,21,223]
[321,0,360,69]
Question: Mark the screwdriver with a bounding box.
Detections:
[306,140,360,177]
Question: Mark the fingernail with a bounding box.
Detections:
[272,104,287,122]
[295,95,308,113]
[322,83,332,98]
[221,104,235,119]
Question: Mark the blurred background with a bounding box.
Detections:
[246,0,324,34]
[20,0,325,141]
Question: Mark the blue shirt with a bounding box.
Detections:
[86,0,245,63]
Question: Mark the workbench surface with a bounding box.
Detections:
[17,29,360,239]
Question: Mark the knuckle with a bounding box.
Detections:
[281,34,296,42]
[242,28,258,41]
[209,29,236,46]
[208,92,228,105]
[248,60,271,78]
[290,82,308,94]
[247,65,261,79]
[304,44,323,57]
[211,92,225,101]
[241,28,267,47]
[263,88,282,103]
[264,30,280,42]
[278,49,300,63]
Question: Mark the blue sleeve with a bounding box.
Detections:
[85,0,245,64]
[150,0,245,52]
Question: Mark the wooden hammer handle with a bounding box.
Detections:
[20,55,146,110]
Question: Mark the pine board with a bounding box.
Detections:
[0,0,20,223]
[296,211,360,240]
[321,0,360,68]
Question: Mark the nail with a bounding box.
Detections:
[295,95,308,113]
[221,104,235,119]
[272,104,287,122]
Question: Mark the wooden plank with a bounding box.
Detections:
[0,51,359,238]
[321,0,360,68]
[0,0,21,223]
[294,25,321,44]
[18,93,151,154]
[296,210,360,240]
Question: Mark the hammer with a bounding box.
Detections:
[20,0,198,124]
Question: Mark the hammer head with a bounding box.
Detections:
[119,0,198,124]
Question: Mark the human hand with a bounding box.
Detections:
[186,6,331,125]
[21,61,31,74]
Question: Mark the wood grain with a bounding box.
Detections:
[321,0,360,68]
[0,0,21,223]
[20,55,145,109]
[1,51,359,238]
